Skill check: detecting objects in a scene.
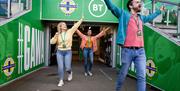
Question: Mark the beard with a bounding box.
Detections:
[137,8,141,12]
[133,5,142,12]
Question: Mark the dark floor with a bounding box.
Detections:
[0,60,158,91]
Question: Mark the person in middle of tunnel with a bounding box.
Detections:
[76,26,110,76]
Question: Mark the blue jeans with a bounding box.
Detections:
[83,48,93,73]
[116,48,146,91]
[56,50,72,80]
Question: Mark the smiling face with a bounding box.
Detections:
[87,30,92,36]
[60,22,67,30]
[57,22,67,32]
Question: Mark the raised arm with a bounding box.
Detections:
[95,27,111,39]
[69,18,83,34]
[104,0,123,18]
[50,32,59,44]
[141,6,165,23]
[76,29,86,39]
[141,10,162,23]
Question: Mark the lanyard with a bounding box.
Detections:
[88,36,91,47]
[132,15,140,31]
[132,15,143,36]
[60,32,66,44]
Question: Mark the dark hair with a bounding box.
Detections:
[127,0,133,11]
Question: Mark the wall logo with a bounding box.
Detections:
[146,59,157,78]
[59,0,77,15]
[88,0,107,17]
[2,57,15,77]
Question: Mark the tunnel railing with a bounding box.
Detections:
[143,0,180,39]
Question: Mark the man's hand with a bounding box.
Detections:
[160,6,165,12]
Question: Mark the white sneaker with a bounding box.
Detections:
[84,72,88,76]
[67,72,73,81]
[58,80,64,87]
[88,71,93,76]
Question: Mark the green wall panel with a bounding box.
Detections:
[0,0,45,86]
[42,0,123,23]
[144,26,180,91]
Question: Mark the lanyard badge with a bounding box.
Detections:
[62,44,66,48]
[61,32,66,48]
[133,16,143,37]
[137,30,142,36]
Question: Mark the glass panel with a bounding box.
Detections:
[21,0,26,10]
[0,0,8,17]
[11,0,22,15]
[0,0,31,22]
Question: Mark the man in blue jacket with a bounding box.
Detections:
[104,0,165,91]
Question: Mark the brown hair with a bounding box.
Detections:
[127,0,133,11]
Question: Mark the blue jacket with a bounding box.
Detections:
[104,0,161,45]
